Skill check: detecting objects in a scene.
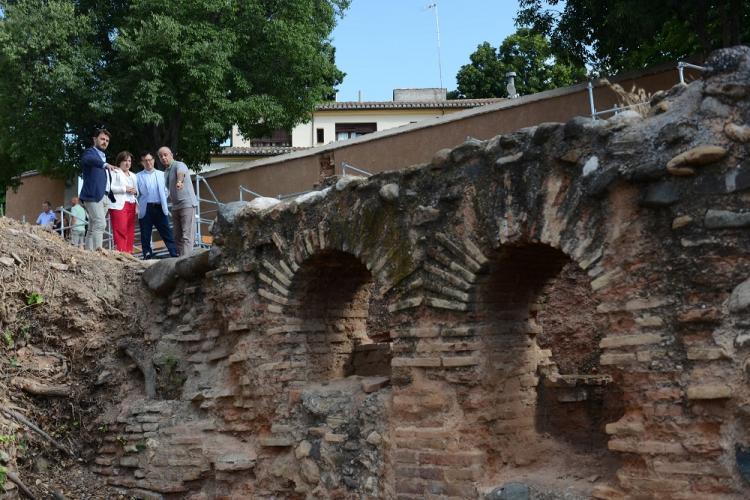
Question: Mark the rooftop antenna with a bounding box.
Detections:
[424,3,444,90]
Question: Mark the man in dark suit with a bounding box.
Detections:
[79,129,115,250]
[136,151,178,259]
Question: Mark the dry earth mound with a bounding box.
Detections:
[0,217,147,499]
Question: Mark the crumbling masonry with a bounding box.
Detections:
[95,47,750,499]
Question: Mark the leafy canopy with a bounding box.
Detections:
[0,0,349,188]
[516,0,750,74]
[450,28,586,99]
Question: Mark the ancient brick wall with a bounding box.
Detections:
[96,47,750,499]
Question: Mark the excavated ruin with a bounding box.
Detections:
[2,46,750,499]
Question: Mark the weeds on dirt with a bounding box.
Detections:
[2,330,12,349]
[25,292,44,306]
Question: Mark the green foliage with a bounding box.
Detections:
[0,0,350,184]
[452,28,587,99]
[0,465,5,489]
[0,434,14,444]
[2,330,13,348]
[516,0,750,74]
[26,292,44,306]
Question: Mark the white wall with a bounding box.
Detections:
[235,109,460,149]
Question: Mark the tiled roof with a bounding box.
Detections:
[316,98,504,111]
[217,146,307,156]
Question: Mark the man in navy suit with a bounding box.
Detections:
[79,129,115,250]
[136,151,178,259]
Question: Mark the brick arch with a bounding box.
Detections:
[464,243,625,484]
[282,248,390,383]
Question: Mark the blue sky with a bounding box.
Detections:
[331,0,521,101]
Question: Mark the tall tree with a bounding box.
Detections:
[0,0,349,189]
[516,0,750,74]
[451,28,587,99]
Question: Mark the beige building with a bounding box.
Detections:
[229,89,502,149]
[212,89,501,173]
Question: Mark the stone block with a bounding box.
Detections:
[259,436,293,447]
[214,452,256,471]
[666,145,727,172]
[391,357,441,368]
[653,460,730,476]
[608,439,685,455]
[591,270,622,291]
[704,209,750,229]
[686,347,727,360]
[361,376,390,393]
[677,307,722,323]
[591,485,626,500]
[424,297,468,311]
[324,433,347,443]
[641,181,680,207]
[388,297,423,312]
[600,353,637,365]
[418,451,483,467]
[671,215,694,229]
[174,249,212,279]
[686,384,732,400]
[729,277,750,313]
[441,355,480,367]
[142,258,178,295]
[605,416,644,435]
[600,333,662,349]
[635,315,664,327]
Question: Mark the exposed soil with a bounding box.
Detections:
[537,261,604,375]
[0,217,147,499]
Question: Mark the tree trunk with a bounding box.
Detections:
[727,0,742,45]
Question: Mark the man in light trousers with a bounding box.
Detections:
[79,129,115,250]
[158,147,198,256]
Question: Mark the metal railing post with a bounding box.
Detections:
[678,61,686,85]
[195,175,202,248]
[587,81,597,120]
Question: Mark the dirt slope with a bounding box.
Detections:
[0,217,148,499]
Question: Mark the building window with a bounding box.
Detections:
[248,128,291,147]
[335,123,376,141]
[316,128,325,144]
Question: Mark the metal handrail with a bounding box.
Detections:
[587,60,707,120]
[55,205,116,250]
[341,161,372,177]
[194,174,223,249]
[678,61,706,84]
[239,185,264,201]
[277,190,312,200]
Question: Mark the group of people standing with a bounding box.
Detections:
[78,128,198,259]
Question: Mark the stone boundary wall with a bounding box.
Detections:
[96,47,750,499]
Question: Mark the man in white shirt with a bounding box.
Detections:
[36,201,56,229]
[135,151,178,259]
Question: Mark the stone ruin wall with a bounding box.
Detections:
[93,47,750,499]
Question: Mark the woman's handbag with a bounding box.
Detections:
[106,169,117,203]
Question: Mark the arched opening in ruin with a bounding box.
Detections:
[289,249,391,382]
[472,244,624,480]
